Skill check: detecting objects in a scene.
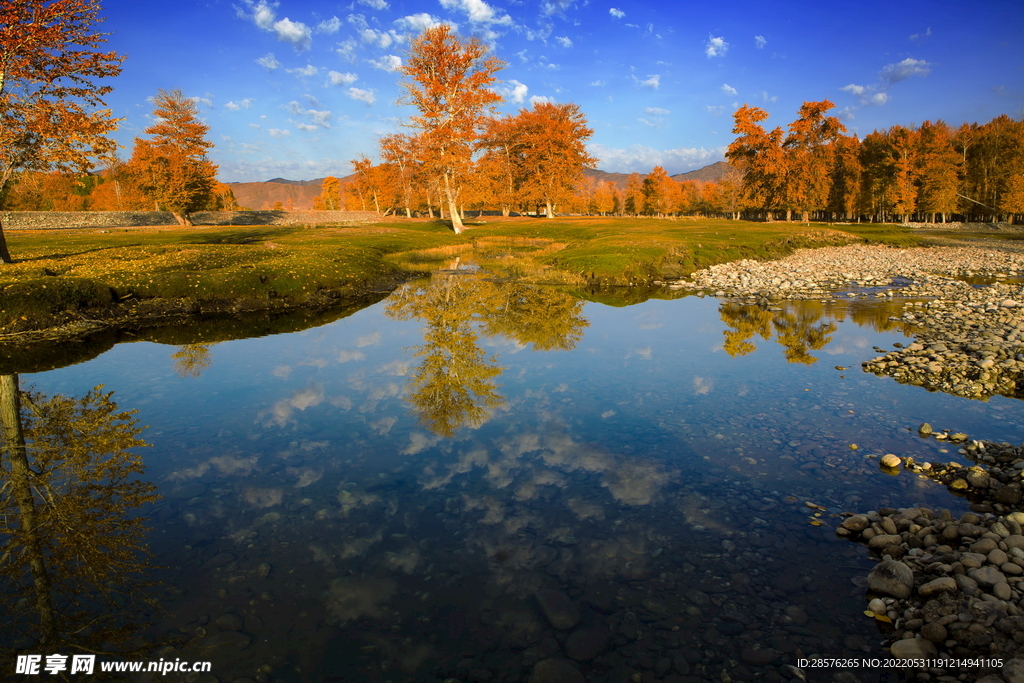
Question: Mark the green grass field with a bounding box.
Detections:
[0,216,927,333]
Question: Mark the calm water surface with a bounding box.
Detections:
[5,271,1024,683]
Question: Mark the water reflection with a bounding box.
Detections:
[385,270,588,436]
[172,343,215,378]
[0,374,159,663]
[6,281,1019,683]
[720,298,915,364]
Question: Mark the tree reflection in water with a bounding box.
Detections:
[0,374,160,669]
[720,301,837,364]
[172,343,215,378]
[386,269,588,436]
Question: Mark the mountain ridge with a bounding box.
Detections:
[227,162,731,210]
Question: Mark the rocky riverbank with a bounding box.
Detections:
[671,244,1024,301]
[837,501,1024,681]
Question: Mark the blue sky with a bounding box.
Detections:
[98,0,1023,182]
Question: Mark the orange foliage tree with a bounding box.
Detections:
[128,89,217,225]
[782,100,846,223]
[726,105,786,221]
[313,176,344,210]
[0,0,124,262]
[399,25,504,234]
[502,102,596,218]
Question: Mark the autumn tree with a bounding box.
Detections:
[502,102,596,218]
[1,375,159,652]
[782,100,846,223]
[623,173,643,215]
[128,89,217,226]
[0,0,124,262]
[726,105,786,220]
[915,120,960,222]
[313,175,344,211]
[641,166,674,216]
[400,25,504,234]
[379,133,419,218]
[828,135,863,221]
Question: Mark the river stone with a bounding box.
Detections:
[214,613,244,631]
[921,622,947,643]
[990,549,1010,566]
[841,515,870,532]
[534,590,580,630]
[868,560,913,598]
[889,638,938,658]
[530,658,584,683]
[971,538,999,554]
[1005,535,1024,551]
[996,487,1024,504]
[564,627,609,661]
[867,534,903,551]
[970,566,1007,587]
[994,582,1013,600]
[880,454,901,468]
[204,552,235,568]
[918,423,933,436]
[918,577,957,597]
[955,574,980,596]
[1003,658,1024,683]
[168,482,208,499]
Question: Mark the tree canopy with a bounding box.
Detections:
[0,0,124,262]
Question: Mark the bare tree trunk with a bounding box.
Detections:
[1,374,57,644]
[0,217,12,263]
[171,212,193,226]
[443,171,464,234]
[545,199,554,219]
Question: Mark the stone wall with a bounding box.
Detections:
[0,210,382,230]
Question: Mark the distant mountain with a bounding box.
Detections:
[227,174,356,210]
[227,162,733,210]
[671,161,732,184]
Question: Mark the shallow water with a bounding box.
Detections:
[4,272,1023,683]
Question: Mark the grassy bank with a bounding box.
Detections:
[0,216,923,337]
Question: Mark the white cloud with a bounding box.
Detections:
[590,79,605,86]
[910,27,932,42]
[633,74,660,89]
[541,0,572,15]
[189,96,213,107]
[348,87,377,105]
[348,13,369,30]
[286,64,318,77]
[841,83,890,106]
[638,118,658,128]
[327,70,359,86]
[360,28,403,48]
[760,90,777,103]
[556,36,572,48]
[588,143,724,174]
[273,17,312,49]
[394,13,447,32]
[721,83,737,96]
[609,7,625,18]
[529,94,555,105]
[644,107,669,115]
[286,100,333,127]
[496,79,529,103]
[225,101,241,111]
[369,55,402,72]
[237,1,312,50]
[705,35,728,58]
[268,128,291,138]
[359,0,390,9]
[336,39,358,62]
[439,0,511,25]
[296,122,318,131]
[256,52,281,69]
[317,17,341,34]
[880,57,931,84]
[754,35,766,49]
